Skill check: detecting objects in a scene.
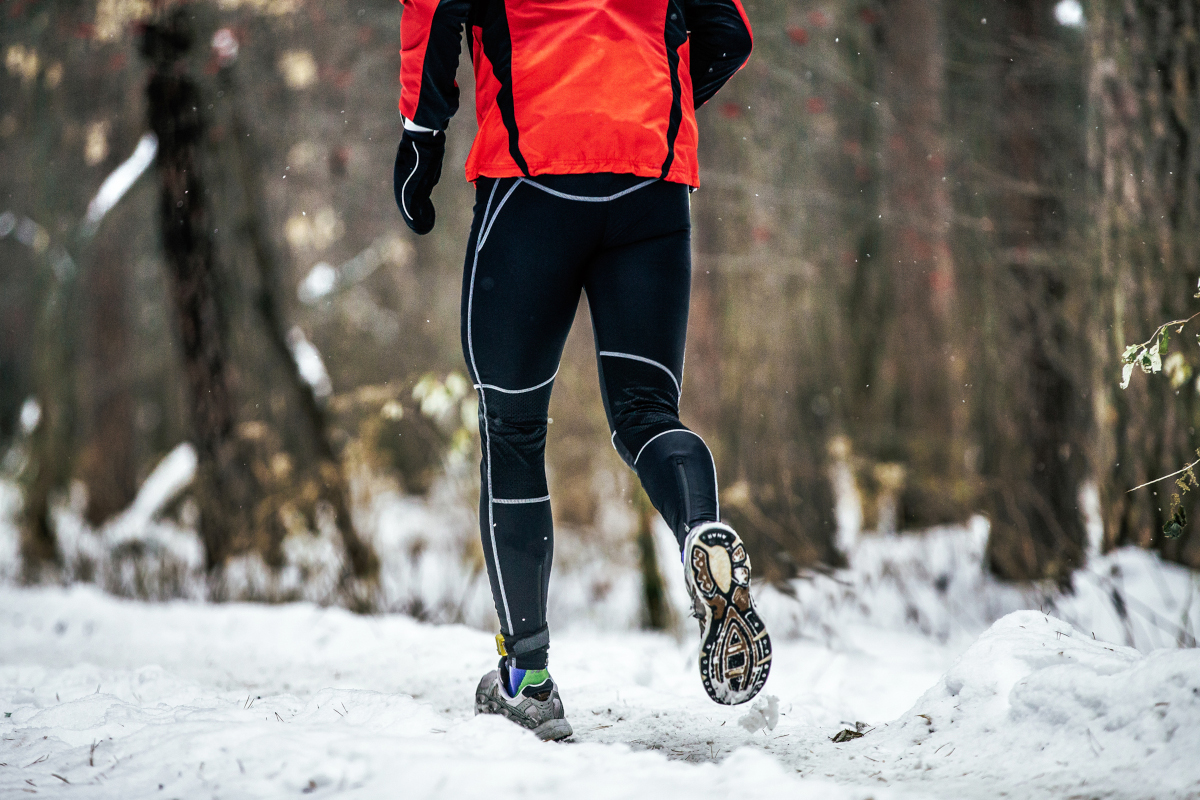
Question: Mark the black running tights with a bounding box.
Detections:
[460,174,720,669]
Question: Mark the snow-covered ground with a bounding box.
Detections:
[2,462,1200,798]
[3,582,1199,798]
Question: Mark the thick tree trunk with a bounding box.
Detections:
[866,0,970,529]
[973,0,1090,583]
[14,0,92,581]
[1090,0,1200,568]
[141,8,259,574]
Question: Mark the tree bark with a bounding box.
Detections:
[141,8,259,574]
[968,0,1090,583]
[1090,0,1200,568]
[20,266,75,581]
[867,0,970,529]
[77,203,138,526]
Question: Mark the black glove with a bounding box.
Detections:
[393,128,446,235]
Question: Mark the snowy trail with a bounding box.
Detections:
[2,586,1198,799]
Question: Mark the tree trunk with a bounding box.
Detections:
[20,264,76,582]
[77,202,138,526]
[634,486,673,631]
[141,7,259,575]
[866,0,970,529]
[966,0,1090,583]
[214,63,378,585]
[1090,0,1200,568]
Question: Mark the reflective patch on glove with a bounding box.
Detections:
[393,129,446,235]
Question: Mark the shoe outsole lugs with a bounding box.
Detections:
[474,669,574,742]
[684,522,772,705]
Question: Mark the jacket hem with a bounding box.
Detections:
[465,159,698,188]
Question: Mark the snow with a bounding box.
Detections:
[1,584,931,799]
[298,262,337,303]
[81,133,158,236]
[100,443,197,547]
[45,447,206,601]
[1054,0,1085,28]
[287,326,333,399]
[760,517,1200,653]
[1,468,1199,797]
[2,586,1197,799]
[0,481,19,583]
[818,611,1200,798]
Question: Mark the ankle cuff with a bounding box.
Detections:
[504,625,549,669]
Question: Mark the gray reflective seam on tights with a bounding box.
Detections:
[493,495,551,505]
[633,428,692,465]
[467,179,515,633]
[632,428,721,519]
[474,365,559,395]
[400,141,420,222]
[598,350,682,397]
[522,177,657,203]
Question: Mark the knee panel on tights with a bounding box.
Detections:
[599,356,683,468]
[477,385,553,501]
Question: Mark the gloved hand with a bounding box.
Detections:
[393,128,446,235]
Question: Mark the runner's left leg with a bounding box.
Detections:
[584,180,720,548]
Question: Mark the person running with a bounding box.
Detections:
[394,0,769,741]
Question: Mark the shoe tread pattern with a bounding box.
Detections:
[687,525,772,705]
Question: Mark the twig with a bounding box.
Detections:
[51,774,69,784]
[1127,457,1200,494]
[1133,313,1200,350]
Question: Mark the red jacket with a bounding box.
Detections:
[400,0,752,186]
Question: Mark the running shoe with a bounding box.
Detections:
[683,521,772,704]
[474,658,573,741]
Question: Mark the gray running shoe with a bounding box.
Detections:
[684,521,772,705]
[474,659,573,741]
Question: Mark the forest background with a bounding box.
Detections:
[1,0,1198,631]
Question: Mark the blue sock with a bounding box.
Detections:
[507,662,526,697]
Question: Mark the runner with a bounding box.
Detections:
[394,0,769,741]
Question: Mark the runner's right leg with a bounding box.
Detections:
[460,176,600,670]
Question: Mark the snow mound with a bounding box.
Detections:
[756,517,1200,653]
[843,611,1200,799]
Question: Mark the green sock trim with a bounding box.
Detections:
[516,668,550,694]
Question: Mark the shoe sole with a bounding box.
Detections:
[475,673,574,741]
[684,523,772,705]
[532,718,574,742]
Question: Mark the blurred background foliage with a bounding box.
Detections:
[1,0,1198,614]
